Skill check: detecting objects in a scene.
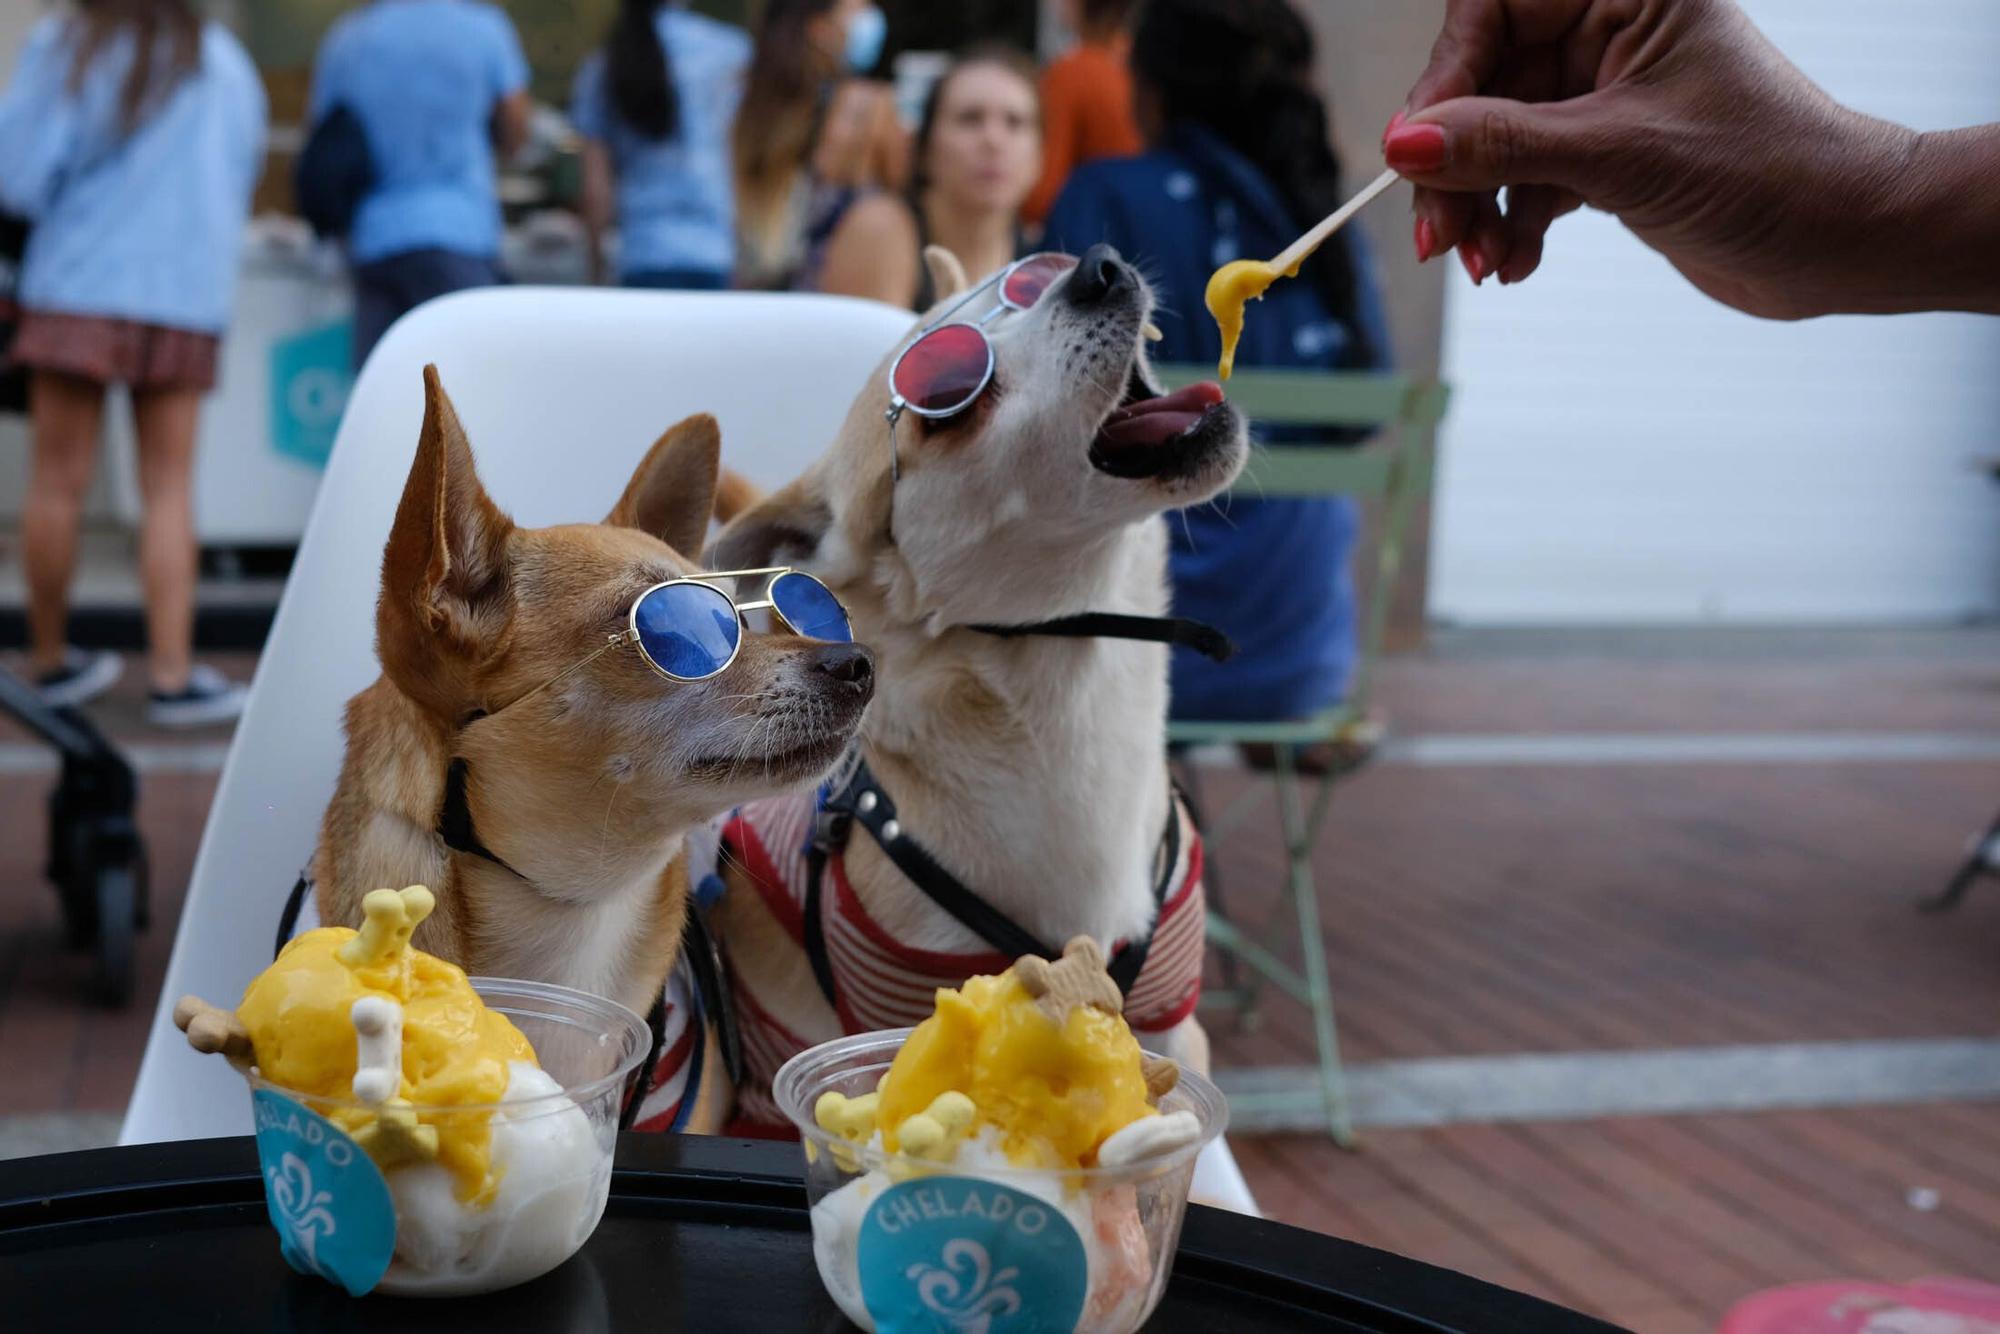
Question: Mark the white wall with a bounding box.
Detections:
[1432,0,2000,624]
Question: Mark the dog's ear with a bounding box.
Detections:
[378,367,514,708]
[707,475,831,571]
[922,245,969,305]
[606,413,720,558]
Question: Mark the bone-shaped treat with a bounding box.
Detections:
[350,1098,440,1169]
[815,1090,880,1143]
[173,995,253,1070]
[1096,1110,1202,1168]
[337,885,435,970]
[813,1091,881,1173]
[350,995,404,1106]
[1141,1056,1180,1103]
[894,1091,977,1161]
[1011,936,1125,1023]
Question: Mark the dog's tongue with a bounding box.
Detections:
[1099,381,1225,449]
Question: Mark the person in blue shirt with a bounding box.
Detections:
[572,0,750,291]
[1044,0,1391,769]
[308,0,531,366]
[0,0,266,726]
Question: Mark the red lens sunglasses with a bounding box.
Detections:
[882,252,1079,474]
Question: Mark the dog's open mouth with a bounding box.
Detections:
[1088,373,1230,480]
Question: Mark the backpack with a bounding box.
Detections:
[295,103,376,240]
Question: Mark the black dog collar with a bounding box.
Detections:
[438,756,525,879]
[969,613,1234,663]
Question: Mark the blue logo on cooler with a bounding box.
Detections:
[268,319,352,469]
[857,1176,1086,1333]
[251,1089,396,1296]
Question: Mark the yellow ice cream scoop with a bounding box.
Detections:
[1205,167,1401,381]
[183,885,536,1205]
[876,940,1161,1171]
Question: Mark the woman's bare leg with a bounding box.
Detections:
[130,385,201,692]
[24,370,106,675]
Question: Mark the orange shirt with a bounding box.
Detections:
[1024,40,1143,225]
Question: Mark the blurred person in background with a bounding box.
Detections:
[730,0,907,292]
[817,47,1041,310]
[1045,0,1391,768]
[0,0,265,726]
[572,0,750,290]
[1022,0,1141,226]
[308,0,530,367]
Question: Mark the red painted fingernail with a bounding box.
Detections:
[1381,110,1407,148]
[1414,216,1436,263]
[1460,246,1485,285]
[1384,124,1447,174]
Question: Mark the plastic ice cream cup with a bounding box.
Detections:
[775,1027,1228,1334]
[244,977,648,1298]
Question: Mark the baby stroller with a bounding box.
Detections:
[1,212,148,1004]
[0,671,148,1005]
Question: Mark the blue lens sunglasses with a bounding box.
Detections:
[494,566,854,714]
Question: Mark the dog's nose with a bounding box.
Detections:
[1064,244,1129,307]
[809,642,875,696]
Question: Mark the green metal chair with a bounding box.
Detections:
[1158,365,1450,1144]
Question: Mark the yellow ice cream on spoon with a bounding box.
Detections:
[1206,167,1402,380]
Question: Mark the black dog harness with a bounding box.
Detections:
[790,613,1232,1015]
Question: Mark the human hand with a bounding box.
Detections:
[1385,0,1935,318]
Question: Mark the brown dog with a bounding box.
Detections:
[310,368,874,1128]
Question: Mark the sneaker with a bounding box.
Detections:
[147,663,248,728]
[35,647,123,708]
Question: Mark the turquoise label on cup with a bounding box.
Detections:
[857,1176,1086,1333]
[252,1089,395,1296]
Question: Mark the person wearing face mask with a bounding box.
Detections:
[813,48,1043,310]
[730,0,908,292]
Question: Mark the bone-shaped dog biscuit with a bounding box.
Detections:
[350,995,404,1106]
[815,1090,880,1142]
[1011,936,1125,1023]
[337,885,435,970]
[173,994,254,1070]
[350,1098,440,1170]
[894,1091,977,1161]
[1097,1109,1202,1168]
[814,1091,881,1172]
[1010,937,1184,1102]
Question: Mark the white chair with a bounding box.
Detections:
[122,287,918,1145]
[119,285,1257,1216]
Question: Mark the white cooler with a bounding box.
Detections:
[103,218,353,547]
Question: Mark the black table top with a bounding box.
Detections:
[0,1134,1624,1332]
